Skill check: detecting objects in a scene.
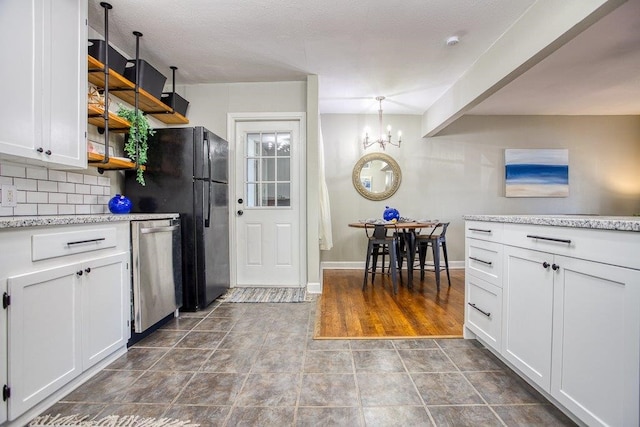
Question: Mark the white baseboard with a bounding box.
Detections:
[307,282,322,294]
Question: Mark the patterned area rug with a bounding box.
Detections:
[217,287,310,303]
[29,414,199,426]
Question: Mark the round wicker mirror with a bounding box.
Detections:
[352,152,401,201]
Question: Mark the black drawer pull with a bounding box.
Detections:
[526,235,572,244]
[468,303,491,318]
[469,228,491,233]
[469,256,492,266]
[66,237,106,246]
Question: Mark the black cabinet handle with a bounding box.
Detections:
[66,237,106,246]
[237,210,244,216]
[469,256,492,266]
[468,303,491,318]
[76,270,83,276]
[526,234,572,244]
[543,261,550,269]
[85,268,91,274]
[469,228,491,233]
[552,263,560,271]
[45,149,52,155]
[36,147,44,153]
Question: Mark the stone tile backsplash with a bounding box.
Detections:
[0,162,112,216]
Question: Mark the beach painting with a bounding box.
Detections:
[505,149,569,197]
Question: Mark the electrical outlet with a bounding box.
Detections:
[1,184,18,207]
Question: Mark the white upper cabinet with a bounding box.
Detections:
[0,0,87,169]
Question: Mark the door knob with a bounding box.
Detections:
[237,210,244,216]
[237,198,243,204]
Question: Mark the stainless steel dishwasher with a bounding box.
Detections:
[131,218,182,333]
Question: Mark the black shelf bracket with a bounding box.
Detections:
[98,1,113,165]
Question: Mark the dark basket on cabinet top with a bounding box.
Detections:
[88,39,128,75]
[123,59,167,100]
[160,92,189,116]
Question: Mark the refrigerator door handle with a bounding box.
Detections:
[205,135,212,228]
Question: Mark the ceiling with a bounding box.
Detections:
[88,0,640,117]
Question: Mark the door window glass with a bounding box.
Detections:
[244,131,292,208]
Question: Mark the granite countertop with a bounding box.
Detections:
[463,214,640,232]
[0,213,180,229]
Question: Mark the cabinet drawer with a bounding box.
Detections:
[32,227,117,261]
[466,238,502,287]
[466,276,502,351]
[465,221,503,243]
[502,223,640,269]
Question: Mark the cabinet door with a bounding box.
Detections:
[0,283,6,424]
[82,253,129,370]
[0,0,41,159]
[45,0,87,168]
[0,0,86,168]
[503,246,553,391]
[551,256,640,427]
[7,264,82,421]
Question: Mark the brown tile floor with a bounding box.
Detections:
[36,299,577,426]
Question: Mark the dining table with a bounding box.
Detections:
[349,220,439,287]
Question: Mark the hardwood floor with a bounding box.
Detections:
[314,268,465,339]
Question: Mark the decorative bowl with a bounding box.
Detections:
[383,206,400,222]
[108,194,132,214]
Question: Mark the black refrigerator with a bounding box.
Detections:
[124,126,229,311]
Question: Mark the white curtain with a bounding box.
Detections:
[318,115,333,250]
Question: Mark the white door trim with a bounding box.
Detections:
[227,112,307,289]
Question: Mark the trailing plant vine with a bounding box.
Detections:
[117,105,155,185]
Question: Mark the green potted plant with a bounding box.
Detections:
[117,105,155,185]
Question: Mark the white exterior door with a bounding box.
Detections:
[233,120,302,287]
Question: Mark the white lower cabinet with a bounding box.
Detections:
[81,254,129,371]
[0,222,131,425]
[6,252,128,421]
[7,264,82,420]
[465,276,502,351]
[465,220,640,427]
[551,256,640,427]
[503,246,553,391]
[0,282,6,426]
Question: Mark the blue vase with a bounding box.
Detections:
[108,194,132,214]
[383,206,400,222]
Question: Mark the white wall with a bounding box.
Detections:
[320,114,640,264]
[181,81,307,138]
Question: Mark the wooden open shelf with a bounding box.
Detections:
[87,105,130,132]
[87,56,189,125]
[87,152,146,171]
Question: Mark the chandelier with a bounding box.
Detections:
[362,96,402,150]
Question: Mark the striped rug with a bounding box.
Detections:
[29,414,198,426]
[218,287,310,303]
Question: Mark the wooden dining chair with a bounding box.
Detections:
[362,223,399,294]
[415,222,451,291]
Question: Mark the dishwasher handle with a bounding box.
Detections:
[140,225,180,234]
